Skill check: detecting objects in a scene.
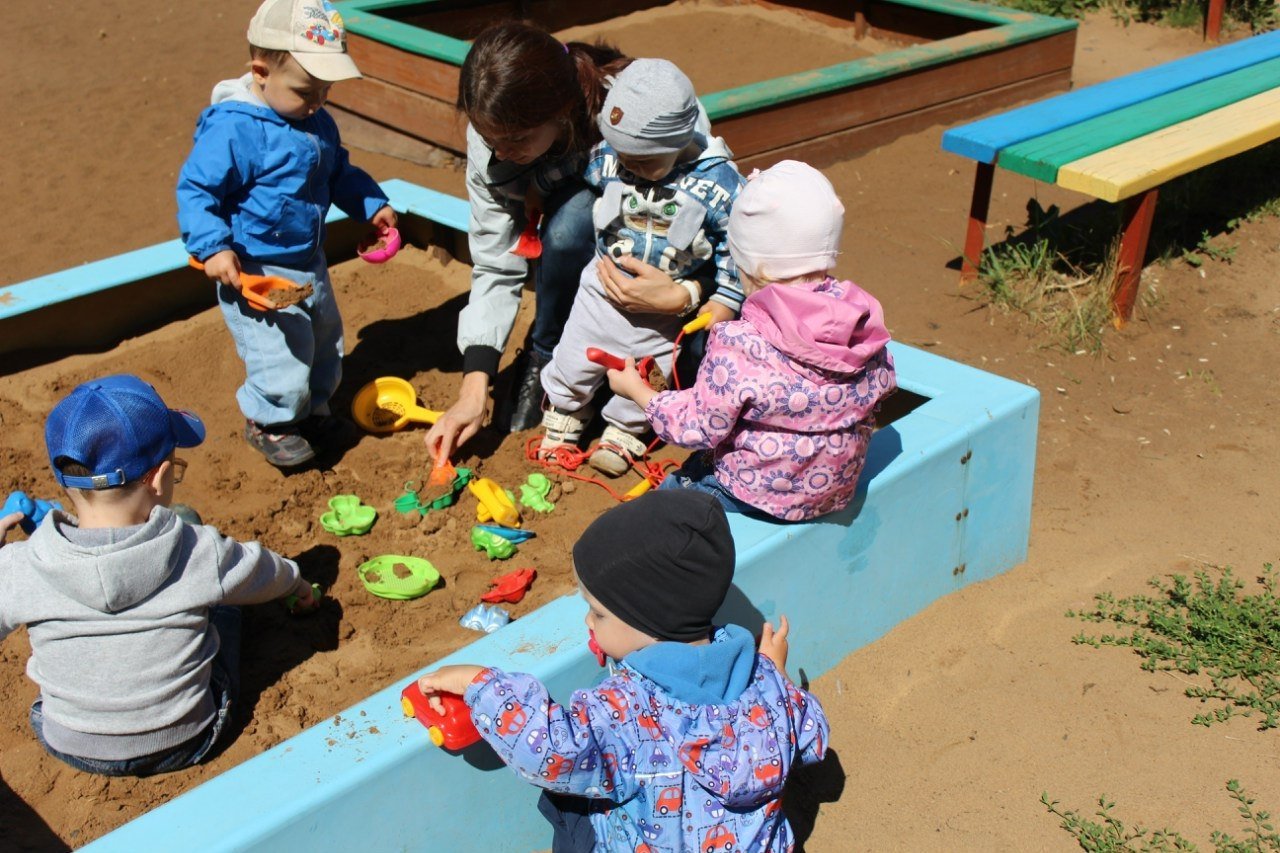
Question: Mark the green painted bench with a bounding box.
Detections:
[942,31,1280,325]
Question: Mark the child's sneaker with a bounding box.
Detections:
[589,425,647,477]
[538,406,591,459]
[244,420,316,468]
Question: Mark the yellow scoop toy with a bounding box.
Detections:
[351,377,444,433]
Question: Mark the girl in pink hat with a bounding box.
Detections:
[608,161,897,521]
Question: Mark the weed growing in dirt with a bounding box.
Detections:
[975,201,1116,353]
[1042,780,1280,852]
[1067,563,1280,729]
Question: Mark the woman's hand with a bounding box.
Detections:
[597,255,691,315]
[424,371,490,460]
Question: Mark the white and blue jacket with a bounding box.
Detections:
[586,135,746,315]
[177,75,388,267]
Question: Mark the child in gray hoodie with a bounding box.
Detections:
[0,375,318,776]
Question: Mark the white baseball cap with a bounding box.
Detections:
[247,0,361,82]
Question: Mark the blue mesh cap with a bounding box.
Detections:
[45,375,206,490]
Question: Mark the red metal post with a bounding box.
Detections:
[1112,188,1159,327]
[1205,0,1225,41]
[960,161,995,283]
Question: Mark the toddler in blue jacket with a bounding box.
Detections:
[418,490,829,852]
[177,0,396,467]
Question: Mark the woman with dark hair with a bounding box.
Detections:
[426,21,710,459]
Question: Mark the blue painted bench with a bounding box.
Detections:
[0,178,1040,851]
[942,31,1280,325]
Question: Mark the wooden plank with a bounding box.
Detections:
[705,16,1075,119]
[718,30,1074,160]
[736,67,1071,170]
[329,75,467,151]
[347,32,459,102]
[997,56,1280,183]
[1056,88,1280,201]
[941,29,1280,163]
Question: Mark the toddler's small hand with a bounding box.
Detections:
[759,615,791,676]
[371,205,398,231]
[202,250,242,288]
[417,665,486,701]
[606,357,650,402]
[701,301,737,326]
[286,581,322,615]
[0,511,24,547]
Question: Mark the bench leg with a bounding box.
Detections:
[1113,188,1159,328]
[960,161,995,283]
[1205,0,1225,41]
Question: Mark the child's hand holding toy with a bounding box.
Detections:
[417,665,486,713]
[371,204,398,232]
[284,579,322,615]
[759,615,791,679]
[200,249,243,288]
[606,356,659,408]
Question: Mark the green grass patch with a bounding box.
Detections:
[1043,781,1280,852]
[1067,563,1280,730]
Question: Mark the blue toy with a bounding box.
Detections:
[459,603,511,634]
[473,524,536,544]
[3,491,62,535]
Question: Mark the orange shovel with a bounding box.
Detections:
[188,257,313,311]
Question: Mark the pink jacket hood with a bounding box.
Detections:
[740,278,890,376]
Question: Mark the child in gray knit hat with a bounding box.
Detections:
[537,58,746,477]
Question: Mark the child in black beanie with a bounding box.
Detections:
[417,490,829,852]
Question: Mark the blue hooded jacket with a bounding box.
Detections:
[466,624,829,852]
[176,74,388,266]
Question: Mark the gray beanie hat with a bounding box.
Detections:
[600,58,700,155]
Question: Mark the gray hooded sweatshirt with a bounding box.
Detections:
[0,506,300,760]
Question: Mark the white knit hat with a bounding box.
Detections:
[599,59,700,155]
[727,160,844,281]
[248,0,361,82]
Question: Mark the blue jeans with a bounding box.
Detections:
[530,185,596,358]
[219,253,343,426]
[660,452,769,517]
[30,606,243,777]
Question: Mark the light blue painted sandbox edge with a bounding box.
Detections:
[0,179,468,321]
[941,29,1280,163]
[81,337,1040,852]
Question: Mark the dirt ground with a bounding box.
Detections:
[3,1,1279,850]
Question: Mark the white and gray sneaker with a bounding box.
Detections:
[589,425,648,477]
[538,406,592,459]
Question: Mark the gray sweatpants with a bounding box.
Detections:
[541,262,683,433]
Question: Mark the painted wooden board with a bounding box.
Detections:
[996,56,1280,183]
[941,29,1280,163]
[1056,88,1280,201]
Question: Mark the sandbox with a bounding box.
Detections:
[329,0,1076,168]
[1,180,1042,851]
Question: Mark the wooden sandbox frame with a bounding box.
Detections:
[331,0,1077,168]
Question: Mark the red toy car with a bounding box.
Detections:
[400,684,481,751]
[702,825,737,852]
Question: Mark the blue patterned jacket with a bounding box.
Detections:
[465,625,829,852]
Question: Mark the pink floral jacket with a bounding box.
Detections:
[646,278,895,520]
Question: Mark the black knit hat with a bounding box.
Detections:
[573,490,735,642]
